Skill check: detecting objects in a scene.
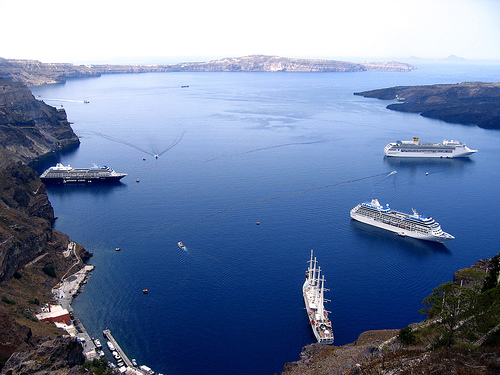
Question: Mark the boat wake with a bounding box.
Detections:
[176,171,392,225]
[205,140,325,162]
[89,131,185,158]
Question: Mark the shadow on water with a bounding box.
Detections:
[350,220,452,256]
[44,181,127,197]
[29,144,80,174]
[383,155,474,171]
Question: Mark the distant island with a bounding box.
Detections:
[0,55,416,86]
[355,82,500,129]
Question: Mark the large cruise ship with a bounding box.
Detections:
[40,163,127,183]
[303,250,334,344]
[350,199,454,243]
[384,138,477,158]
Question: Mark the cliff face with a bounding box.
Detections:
[0,162,55,282]
[354,82,500,129]
[1,336,87,375]
[0,58,99,86]
[0,78,80,165]
[0,55,416,86]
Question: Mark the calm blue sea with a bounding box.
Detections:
[30,61,500,375]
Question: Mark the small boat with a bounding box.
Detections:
[181,85,189,88]
[143,289,149,294]
[115,247,121,251]
[178,241,187,250]
[154,154,159,159]
[112,351,121,360]
[107,341,116,351]
[93,338,102,349]
[97,350,105,357]
[131,359,138,367]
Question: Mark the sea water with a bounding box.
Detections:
[30,61,500,375]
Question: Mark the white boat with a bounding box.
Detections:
[384,138,477,158]
[93,338,102,349]
[350,199,455,243]
[177,242,187,250]
[107,341,116,351]
[303,250,334,344]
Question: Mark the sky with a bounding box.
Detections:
[1,0,499,64]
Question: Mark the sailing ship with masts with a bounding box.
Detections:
[303,250,334,344]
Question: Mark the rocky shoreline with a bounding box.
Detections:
[354,82,500,129]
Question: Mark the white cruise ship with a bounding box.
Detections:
[303,250,334,344]
[384,138,477,158]
[350,199,454,243]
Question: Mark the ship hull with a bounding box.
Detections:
[384,140,477,158]
[41,175,125,184]
[350,209,453,243]
[303,283,334,344]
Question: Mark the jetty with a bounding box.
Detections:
[103,329,133,367]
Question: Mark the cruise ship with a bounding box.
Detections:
[384,138,477,158]
[303,250,334,344]
[350,199,454,243]
[40,163,127,183]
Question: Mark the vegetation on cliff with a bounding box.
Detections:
[354,82,500,129]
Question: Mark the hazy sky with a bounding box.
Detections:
[1,0,499,63]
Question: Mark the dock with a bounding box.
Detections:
[103,329,133,367]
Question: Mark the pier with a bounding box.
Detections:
[103,329,133,367]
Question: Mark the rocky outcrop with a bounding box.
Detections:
[0,162,55,282]
[0,58,99,86]
[1,336,87,375]
[354,82,500,129]
[1,56,416,86]
[0,306,32,366]
[168,55,415,73]
[281,330,399,375]
[0,78,80,165]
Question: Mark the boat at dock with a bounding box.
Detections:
[303,250,334,344]
[384,137,477,158]
[350,199,454,243]
[107,341,116,351]
[93,338,102,349]
[40,163,127,184]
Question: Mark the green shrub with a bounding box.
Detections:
[42,264,56,278]
[398,326,417,346]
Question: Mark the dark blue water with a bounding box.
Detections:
[30,62,500,375]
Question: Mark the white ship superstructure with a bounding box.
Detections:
[303,250,334,344]
[40,163,127,183]
[384,138,477,158]
[350,199,454,243]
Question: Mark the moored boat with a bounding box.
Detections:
[350,199,454,243]
[303,250,334,344]
[384,138,477,158]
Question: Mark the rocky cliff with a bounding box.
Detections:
[354,82,500,129]
[1,336,87,375]
[1,55,416,86]
[0,78,80,165]
[0,75,87,371]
